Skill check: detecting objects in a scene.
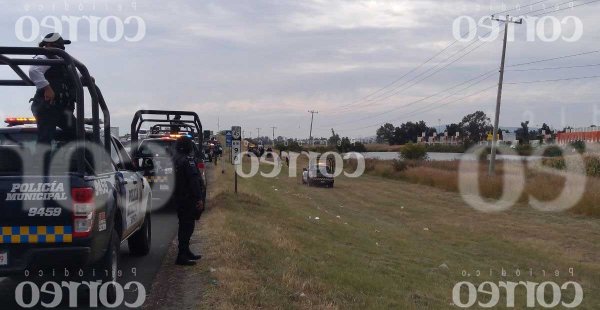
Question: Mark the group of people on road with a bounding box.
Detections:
[29,33,205,266]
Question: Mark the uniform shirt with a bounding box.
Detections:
[28,55,81,89]
[174,153,203,208]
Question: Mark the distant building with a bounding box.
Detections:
[556,127,600,144]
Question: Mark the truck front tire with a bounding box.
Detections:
[128,212,152,256]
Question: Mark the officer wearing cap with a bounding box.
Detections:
[28,33,90,144]
[173,136,205,265]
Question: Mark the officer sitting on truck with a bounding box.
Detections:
[28,33,93,144]
[173,136,205,265]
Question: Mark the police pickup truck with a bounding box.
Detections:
[0,47,151,288]
[131,110,207,209]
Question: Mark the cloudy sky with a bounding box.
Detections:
[0,0,599,139]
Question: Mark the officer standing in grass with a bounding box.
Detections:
[174,136,205,265]
[29,33,92,144]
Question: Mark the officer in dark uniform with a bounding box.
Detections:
[28,33,83,144]
[173,136,204,266]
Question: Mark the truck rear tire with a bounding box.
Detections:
[91,229,119,303]
[128,212,152,256]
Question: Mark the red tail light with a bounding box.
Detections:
[72,188,95,238]
[197,162,205,169]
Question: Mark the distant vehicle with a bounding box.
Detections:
[302,162,334,188]
[130,111,207,208]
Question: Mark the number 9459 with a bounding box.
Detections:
[28,208,62,217]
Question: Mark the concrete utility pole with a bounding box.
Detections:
[271,126,277,146]
[489,15,522,176]
[256,128,261,139]
[308,110,318,145]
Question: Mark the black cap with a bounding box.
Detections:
[40,33,71,47]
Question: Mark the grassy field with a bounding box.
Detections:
[196,157,600,309]
[350,158,600,218]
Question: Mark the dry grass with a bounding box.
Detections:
[349,158,600,218]
[194,157,600,309]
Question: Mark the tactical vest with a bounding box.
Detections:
[42,57,76,111]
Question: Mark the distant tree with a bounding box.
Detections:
[376,123,395,145]
[540,123,552,135]
[328,129,341,146]
[460,111,492,144]
[392,121,431,144]
[445,123,463,138]
[336,137,366,153]
[516,121,530,144]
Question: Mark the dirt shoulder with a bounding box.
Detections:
[143,164,221,310]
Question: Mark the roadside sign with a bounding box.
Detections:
[232,126,241,140]
[232,126,242,193]
[232,126,242,165]
[225,130,232,147]
[232,140,241,165]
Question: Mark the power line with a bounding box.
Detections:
[525,0,600,16]
[330,0,600,133]
[505,75,600,84]
[365,39,490,106]
[335,42,460,109]
[492,0,552,15]
[341,72,600,134]
[343,85,498,132]
[326,68,496,128]
[506,63,600,71]
[331,19,499,112]
[350,0,600,113]
[329,37,493,116]
[508,50,600,68]
[334,48,600,129]
[337,0,600,114]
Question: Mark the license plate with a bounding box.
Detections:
[0,252,7,266]
[159,184,170,191]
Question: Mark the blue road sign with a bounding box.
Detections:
[225,130,233,147]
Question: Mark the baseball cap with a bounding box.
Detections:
[40,33,71,47]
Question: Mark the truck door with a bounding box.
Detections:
[110,139,141,237]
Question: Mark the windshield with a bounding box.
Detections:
[0,131,109,175]
[138,140,175,157]
[310,164,333,175]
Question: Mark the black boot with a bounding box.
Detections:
[186,249,202,261]
[176,253,196,266]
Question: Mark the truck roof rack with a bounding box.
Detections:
[0,47,111,174]
[131,110,203,145]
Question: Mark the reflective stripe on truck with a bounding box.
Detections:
[0,226,73,243]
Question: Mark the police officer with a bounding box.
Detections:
[28,33,82,144]
[173,136,204,266]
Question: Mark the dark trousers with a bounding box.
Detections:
[177,211,196,255]
[31,94,76,144]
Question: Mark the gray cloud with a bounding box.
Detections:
[0,0,598,139]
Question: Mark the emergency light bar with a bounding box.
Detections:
[5,117,36,126]
[160,134,193,139]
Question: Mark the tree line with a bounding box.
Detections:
[375,111,556,146]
